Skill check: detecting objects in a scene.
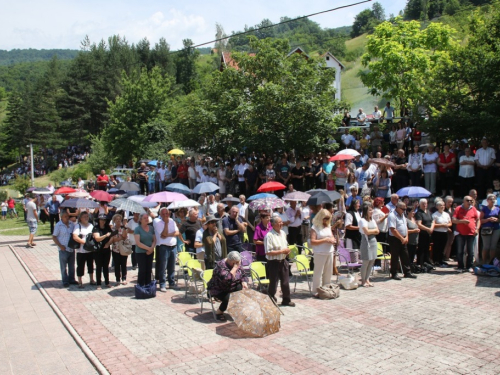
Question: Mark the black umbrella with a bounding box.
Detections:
[60,198,99,209]
[116,181,140,192]
[108,188,126,194]
[306,191,341,206]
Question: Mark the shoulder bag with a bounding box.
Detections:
[117,238,133,256]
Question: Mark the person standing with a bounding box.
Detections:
[437,144,456,198]
[407,145,423,187]
[44,195,60,234]
[387,202,417,280]
[286,200,302,246]
[110,214,129,286]
[264,216,295,307]
[203,215,226,269]
[479,194,500,265]
[423,145,439,196]
[382,101,395,123]
[253,212,272,262]
[474,137,496,199]
[153,208,179,292]
[431,200,452,267]
[415,198,435,268]
[134,213,156,286]
[222,206,247,253]
[358,202,379,287]
[126,212,140,270]
[96,170,109,191]
[157,163,166,192]
[72,211,95,288]
[237,157,249,196]
[452,196,480,272]
[7,196,18,219]
[25,196,38,248]
[137,163,149,195]
[459,148,476,197]
[92,214,113,289]
[147,166,156,194]
[310,209,336,295]
[180,208,202,254]
[52,211,77,287]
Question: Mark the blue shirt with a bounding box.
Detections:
[346,195,362,207]
[53,220,75,251]
[45,200,60,215]
[481,206,500,229]
[388,211,407,237]
[322,162,334,174]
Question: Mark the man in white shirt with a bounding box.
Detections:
[475,137,496,199]
[206,194,218,216]
[26,196,38,248]
[195,160,205,183]
[194,226,206,270]
[237,157,249,196]
[372,106,382,121]
[341,129,354,149]
[459,148,476,196]
[286,201,302,246]
[356,108,367,126]
[157,163,166,192]
[382,102,395,123]
[153,208,179,291]
[355,163,374,190]
[422,144,439,195]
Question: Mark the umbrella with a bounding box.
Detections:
[54,187,77,195]
[283,191,311,202]
[168,148,185,155]
[257,182,286,193]
[166,183,191,194]
[249,197,286,211]
[108,188,126,194]
[329,154,355,162]
[33,188,52,195]
[167,199,201,209]
[192,182,219,195]
[116,181,140,192]
[147,160,158,167]
[109,198,146,214]
[54,195,64,203]
[396,187,431,198]
[25,187,37,193]
[126,195,158,208]
[68,190,90,198]
[227,288,282,337]
[60,198,99,209]
[305,189,327,194]
[143,191,188,203]
[110,171,126,176]
[137,159,151,164]
[306,191,341,206]
[369,158,396,168]
[90,190,113,202]
[222,197,240,203]
[247,193,278,201]
[337,149,360,157]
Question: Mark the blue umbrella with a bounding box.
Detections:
[192,182,219,195]
[147,160,158,167]
[166,183,191,194]
[247,193,278,201]
[396,187,431,198]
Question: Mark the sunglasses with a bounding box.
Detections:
[465,199,474,202]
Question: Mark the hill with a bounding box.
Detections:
[0,49,80,66]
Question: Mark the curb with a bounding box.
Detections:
[9,245,110,375]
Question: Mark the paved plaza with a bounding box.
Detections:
[1,236,500,374]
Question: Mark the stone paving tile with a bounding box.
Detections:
[9,241,500,375]
[0,246,97,375]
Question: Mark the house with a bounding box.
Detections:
[220,47,344,100]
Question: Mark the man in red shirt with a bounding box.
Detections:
[7,197,18,219]
[96,170,109,191]
[452,196,480,272]
[177,159,189,186]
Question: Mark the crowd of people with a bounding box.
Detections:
[15,122,500,318]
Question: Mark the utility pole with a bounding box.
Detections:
[28,144,34,187]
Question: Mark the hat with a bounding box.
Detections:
[98,214,107,220]
[205,215,221,224]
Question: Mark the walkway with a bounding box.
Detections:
[0,245,96,375]
[3,237,500,374]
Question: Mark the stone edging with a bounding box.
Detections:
[9,245,110,375]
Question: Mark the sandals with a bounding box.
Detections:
[215,314,227,321]
[78,283,84,289]
[90,281,97,286]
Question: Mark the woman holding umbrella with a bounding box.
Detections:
[310,209,336,296]
[72,211,95,288]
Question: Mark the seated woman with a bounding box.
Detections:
[207,251,248,321]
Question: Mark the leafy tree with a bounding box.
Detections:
[360,18,456,116]
[13,175,31,194]
[174,39,199,94]
[351,3,386,38]
[175,37,346,156]
[85,135,115,174]
[103,67,175,163]
[427,4,500,141]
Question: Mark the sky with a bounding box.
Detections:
[0,0,407,51]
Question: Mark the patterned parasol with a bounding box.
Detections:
[249,197,286,212]
[109,198,146,214]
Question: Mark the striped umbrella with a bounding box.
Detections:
[109,198,146,214]
[60,198,99,209]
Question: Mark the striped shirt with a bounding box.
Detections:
[53,220,75,252]
[264,229,288,261]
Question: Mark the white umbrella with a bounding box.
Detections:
[68,190,90,198]
[192,182,219,195]
[337,149,360,157]
[167,199,201,210]
[127,195,157,208]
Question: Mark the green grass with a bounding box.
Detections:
[0,216,52,236]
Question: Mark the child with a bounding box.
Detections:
[1,200,7,220]
[200,169,210,183]
[326,173,336,191]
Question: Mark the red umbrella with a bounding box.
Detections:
[90,190,113,202]
[54,187,77,195]
[257,181,286,193]
[329,154,354,162]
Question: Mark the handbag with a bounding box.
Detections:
[67,235,80,249]
[135,280,157,299]
[83,232,100,252]
[339,274,359,290]
[117,239,133,256]
[317,283,340,299]
[481,227,493,236]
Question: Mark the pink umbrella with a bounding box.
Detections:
[143,191,189,203]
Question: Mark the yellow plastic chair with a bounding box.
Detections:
[184,259,203,298]
[293,254,314,295]
[176,251,194,282]
[250,261,270,291]
[288,245,300,262]
[243,232,249,243]
[302,242,314,256]
[199,270,217,320]
[374,242,402,276]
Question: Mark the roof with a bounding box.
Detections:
[321,51,345,70]
[286,47,310,59]
[220,51,256,71]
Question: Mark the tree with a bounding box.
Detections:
[174,39,199,94]
[359,18,456,116]
[427,4,500,141]
[351,3,386,38]
[175,37,346,156]
[102,67,175,163]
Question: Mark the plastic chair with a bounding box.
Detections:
[176,251,194,282]
[288,245,300,262]
[243,232,249,243]
[199,270,218,320]
[184,259,203,298]
[373,242,403,276]
[293,254,314,295]
[250,261,270,291]
[337,245,362,274]
[302,242,314,256]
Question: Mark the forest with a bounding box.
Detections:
[0,0,499,173]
